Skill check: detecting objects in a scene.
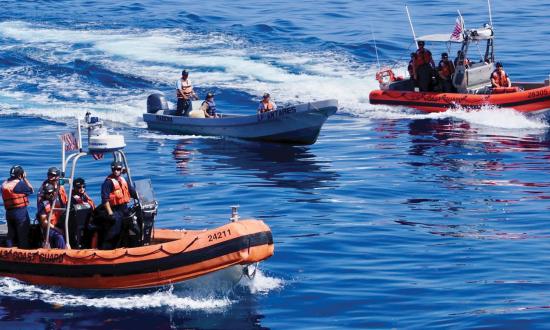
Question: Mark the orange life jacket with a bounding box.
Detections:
[73,193,95,209]
[1,179,29,210]
[492,70,509,87]
[438,60,455,79]
[176,79,193,99]
[414,48,432,68]
[259,100,274,112]
[107,175,131,206]
[41,199,63,226]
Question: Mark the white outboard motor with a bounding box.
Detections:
[147,93,170,114]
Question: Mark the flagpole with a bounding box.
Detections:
[405,6,417,44]
[77,119,82,152]
[61,140,65,174]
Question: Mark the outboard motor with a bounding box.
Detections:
[147,93,169,114]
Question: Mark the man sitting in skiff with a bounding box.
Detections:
[200,92,218,118]
[257,93,277,113]
[437,52,455,93]
[491,62,511,88]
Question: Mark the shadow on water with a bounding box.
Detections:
[175,138,340,191]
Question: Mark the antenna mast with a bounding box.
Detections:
[405,6,417,44]
[487,0,493,27]
[370,24,381,71]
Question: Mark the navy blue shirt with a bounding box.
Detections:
[101,176,136,204]
[4,178,33,220]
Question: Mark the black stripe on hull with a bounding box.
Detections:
[0,231,273,278]
[370,94,550,110]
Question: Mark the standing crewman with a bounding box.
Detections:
[100,161,136,249]
[491,62,512,88]
[414,40,435,92]
[437,52,455,92]
[175,69,199,116]
[1,165,34,248]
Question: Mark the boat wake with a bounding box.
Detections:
[0,269,283,311]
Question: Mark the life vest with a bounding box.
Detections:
[40,199,63,226]
[414,48,432,68]
[491,70,509,87]
[72,193,95,209]
[259,100,274,112]
[176,79,193,99]
[107,175,131,206]
[202,100,217,116]
[438,60,455,79]
[376,69,397,85]
[1,179,29,210]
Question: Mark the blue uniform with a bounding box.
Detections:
[100,177,136,249]
[4,179,33,249]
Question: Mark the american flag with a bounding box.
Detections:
[60,132,78,151]
[91,152,104,160]
[450,16,464,41]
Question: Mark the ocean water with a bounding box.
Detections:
[2,0,550,328]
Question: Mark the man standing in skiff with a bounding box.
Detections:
[175,69,198,116]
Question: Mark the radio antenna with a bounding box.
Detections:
[370,24,381,71]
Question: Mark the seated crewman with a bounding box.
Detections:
[491,62,512,88]
[37,183,66,249]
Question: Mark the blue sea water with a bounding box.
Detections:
[1,0,550,328]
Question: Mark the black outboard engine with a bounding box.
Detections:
[147,93,169,114]
[69,203,93,249]
[139,200,157,245]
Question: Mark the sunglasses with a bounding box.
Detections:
[113,167,123,171]
[76,185,86,189]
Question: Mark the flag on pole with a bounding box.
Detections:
[450,16,464,41]
[60,132,78,151]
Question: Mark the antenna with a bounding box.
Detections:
[487,0,493,27]
[405,6,417,44]
[370,24,381,71]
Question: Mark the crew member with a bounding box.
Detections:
[100,161,136,249]
[175,70,198,116]
[1,165,33,248]
[414,40,435,92]
[491,62,511,88]
[454,50,470,68]
[37,183,66,249]
[72,178,95,209]
[257,93,277,114]
[38,167,67,208]
[71,177,96,248]
[200,92,218,118]
[437,52,455,92]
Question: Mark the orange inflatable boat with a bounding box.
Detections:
[369,20,550,114]
[0,219,273,289]
[369,83,550,113]
[0,114,274,290]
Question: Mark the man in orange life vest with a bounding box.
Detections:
[175,69,199,116]
[257,93,277,114]
[491,62,511,88]
[1,165,34,248]
[37,183,66,249]
[414,40,435,92]
[100,161,136,249]
[437,52,455,92]
[38,167,67,209]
